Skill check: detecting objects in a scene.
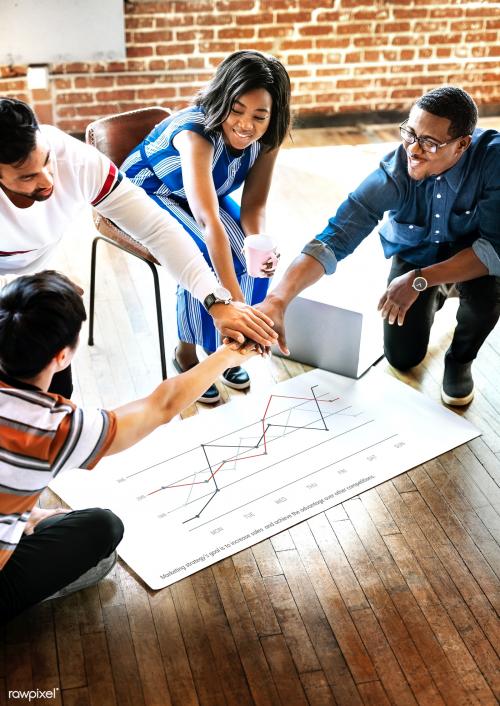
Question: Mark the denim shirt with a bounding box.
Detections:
[303,128,500,276]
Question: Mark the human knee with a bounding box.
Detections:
[83,508,124,549]
[384,344,426,371]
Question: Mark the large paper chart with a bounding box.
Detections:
[50,369,480,589]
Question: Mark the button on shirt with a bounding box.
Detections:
[302,128,500,276]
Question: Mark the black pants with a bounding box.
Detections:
[384,255,500,371]
[0,508,123,623]
[48,364,73,398]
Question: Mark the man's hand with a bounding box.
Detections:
[377,271,419,326]
[255,294,289,355]
[210,300,278,346]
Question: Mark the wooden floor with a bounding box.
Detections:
[2,121,500,706]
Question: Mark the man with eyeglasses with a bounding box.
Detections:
[259,86,500,406]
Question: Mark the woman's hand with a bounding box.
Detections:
[260,247,280,277]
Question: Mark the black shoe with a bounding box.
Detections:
[172,350,221,404]
[221,366,250,390]
[441,353,474,406]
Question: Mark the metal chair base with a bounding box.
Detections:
[88,234,167,380]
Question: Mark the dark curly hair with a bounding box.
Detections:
[416,86,478,138]
[194,50,291,150]
[0,271,86,379]
[0,97,39,164]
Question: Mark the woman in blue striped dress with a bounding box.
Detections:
[122,51,291,403]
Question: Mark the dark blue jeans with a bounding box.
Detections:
[384,254,500,371]
[0,508,123,623]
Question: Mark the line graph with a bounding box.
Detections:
[145,385,338,522]
[50,369,480,589]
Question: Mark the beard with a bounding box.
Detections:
[0,182,53,202]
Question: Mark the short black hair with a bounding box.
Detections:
[0,271,86,379]
[0,97,39,164]
[415,86,478,138]
[195,50,291,150]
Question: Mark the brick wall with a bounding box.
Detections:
[1,0,499,133]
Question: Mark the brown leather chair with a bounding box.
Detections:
[85,106,171,379]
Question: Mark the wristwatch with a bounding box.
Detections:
[203,286,233,311]
[412,268,428,292]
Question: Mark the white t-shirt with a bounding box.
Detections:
[0,125,218,301]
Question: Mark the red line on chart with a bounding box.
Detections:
[145,388,339,506]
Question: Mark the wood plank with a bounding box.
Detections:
[28,602,62,706]
[149,589,200,706]
[170,577,227,706]
[404,476,500,621]
[81,632,118,706]
[423,458,500,579]
[377,481,497,705]
[357,681,392,706]
[358,488,400,536]
[252,539,284,578]
[232,550,281,637]
[331,518,446,706]
[350,608,418,706]
[263,573,323,674]
[102,604,146,706]
[287,523,369,706]
[61,687,91,706]
[298,671,337,706]
[342,496,409,594]
[120,572,173,706]
[386,535,488,706]
[212,558,282,706]
[53,595,86,690]
[260,634,309,706]
[191,569,254,706]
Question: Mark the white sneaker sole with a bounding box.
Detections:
[441,386,474,406]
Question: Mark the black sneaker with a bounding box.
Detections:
[221,366,250,390]
[441,353,474,406]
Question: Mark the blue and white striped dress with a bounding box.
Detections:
[122,106,271,352]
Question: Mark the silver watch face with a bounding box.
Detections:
[213,286,232,302]
[412,276,428,292]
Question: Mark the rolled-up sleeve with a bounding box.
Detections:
[301,239,338,274]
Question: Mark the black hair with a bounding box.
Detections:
[194,50,291,150]
[0,97,39,164]
[0,271,86,379]
[415,86,478,138]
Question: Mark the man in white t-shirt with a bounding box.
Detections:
[0,98,277,396]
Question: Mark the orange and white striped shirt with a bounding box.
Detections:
[0,374,116,570]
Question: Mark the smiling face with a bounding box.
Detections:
[0,133,54,204]
[403,106,471,181]
[221,88,273,151]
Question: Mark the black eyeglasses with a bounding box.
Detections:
[399,119,462,154]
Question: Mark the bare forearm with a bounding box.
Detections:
[240,206,266,237]
[268,254,325,308]
[154,347,238,419]
[204,222,242,299]
[108,347,242,454]
[422,247,488,286]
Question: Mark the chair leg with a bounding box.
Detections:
[145,260,167,380]
[87,234,167,380]
[88,236,100,346]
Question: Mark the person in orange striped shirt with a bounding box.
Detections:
[0,270,257,622]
